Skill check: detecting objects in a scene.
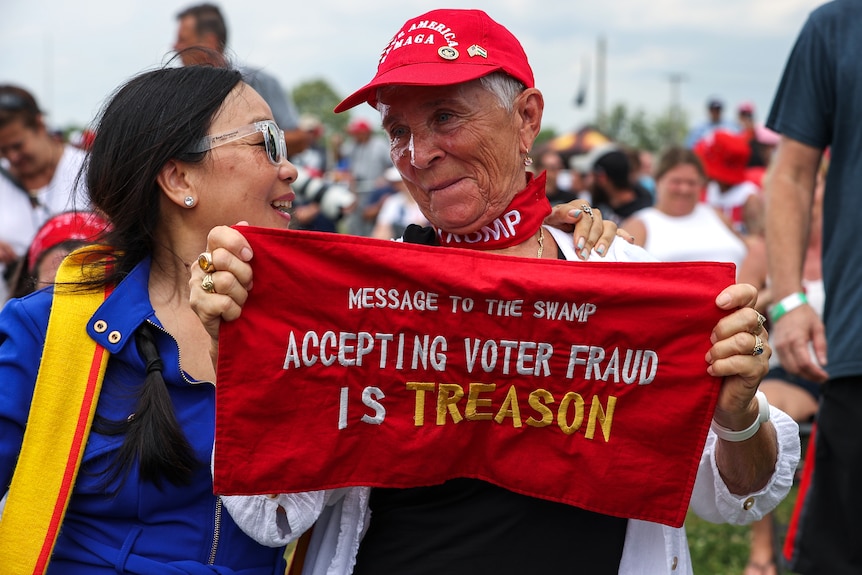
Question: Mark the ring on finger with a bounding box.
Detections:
[581,204,594,220]
[201,273,216,294]
[198,252,215,273]
[754,311,766,333]
[751,333,764,356]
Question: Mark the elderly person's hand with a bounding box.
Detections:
[705,282,777,494]
[545,202,633,260]
[189,223,255,365]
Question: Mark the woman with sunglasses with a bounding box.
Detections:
[0,64,614,573]
[0,85,90,302]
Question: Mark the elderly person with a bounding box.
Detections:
[191,9,799,575]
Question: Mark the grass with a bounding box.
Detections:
[686,485,801,574]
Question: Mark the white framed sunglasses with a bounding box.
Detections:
[189,120,287,166]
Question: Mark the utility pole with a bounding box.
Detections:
[596,36,607,123]
[667,72,688,146]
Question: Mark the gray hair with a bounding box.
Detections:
[478,72,526,112]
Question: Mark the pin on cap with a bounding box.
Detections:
[438,46,459,60]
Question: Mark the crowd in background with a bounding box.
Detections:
[0,2,839,574]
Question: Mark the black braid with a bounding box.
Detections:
[93,323,199,488]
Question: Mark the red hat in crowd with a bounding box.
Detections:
[335,9,535,112]
[347,118,373,134]
[27,211,110,273]
[738,101,755,115]
[693,130,751,186]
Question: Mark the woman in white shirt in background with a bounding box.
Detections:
[621,146,761,285]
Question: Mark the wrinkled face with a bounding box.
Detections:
[187,83,297,230]
[655,163,703,217]
[378,82,526,235]
[0,118,51,178]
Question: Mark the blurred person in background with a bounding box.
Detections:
[0,85,89,303]
[589,148,653,224]
[371,167,428,240]
[173,2,307,154]
[686,96,739,149]
[738,102,767,169]
[695,129,763,236]
[288,166,356,233]
[634,148,656,197]
[621,147,754,282]
[535,150,580,206]
[340,117,394,236]
[289,114,328,177]
[7,210,109,299]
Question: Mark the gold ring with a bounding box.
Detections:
[581,204,594,219]
[198,252,215,273]
[201,273,216,294]
[752,334,764,356]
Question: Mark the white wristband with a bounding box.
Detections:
[768,291,808,324]
[711,391,770,442]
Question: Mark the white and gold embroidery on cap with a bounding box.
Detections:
[438,46,459,60]
[467,45,488,58]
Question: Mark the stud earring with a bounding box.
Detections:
[524,155,533,167]
[184,196,195,207]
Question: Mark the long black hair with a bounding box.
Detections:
[85,64,242,283]
[85,65,242,487]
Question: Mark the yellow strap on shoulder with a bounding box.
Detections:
[0,246,112,574]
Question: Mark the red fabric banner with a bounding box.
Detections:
[213,228,735,527]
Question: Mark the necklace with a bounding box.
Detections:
[537,227,544,259]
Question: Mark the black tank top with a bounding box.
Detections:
[353,479,627,574]
[353,227,629,574]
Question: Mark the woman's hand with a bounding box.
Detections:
[189,223,255,362]
[705,282,777,494]
[544,201,632,260]
[706,283,771,419]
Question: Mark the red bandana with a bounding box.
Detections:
[213,228,735,528]
[434,172,552,250]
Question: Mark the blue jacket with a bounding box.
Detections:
[0,257,285,574]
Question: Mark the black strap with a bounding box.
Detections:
[0,164,40,208]
[402,224,438,246]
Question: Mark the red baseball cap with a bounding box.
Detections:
[693,130,751,186]
[334,9,535,113]
[27,211,110,273]
[347,118,373,134]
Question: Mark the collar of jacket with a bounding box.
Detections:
[86,257,158,354]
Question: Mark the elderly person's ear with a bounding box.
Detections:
[517,89,544,152]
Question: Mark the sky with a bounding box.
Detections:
[1,0,823,136]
